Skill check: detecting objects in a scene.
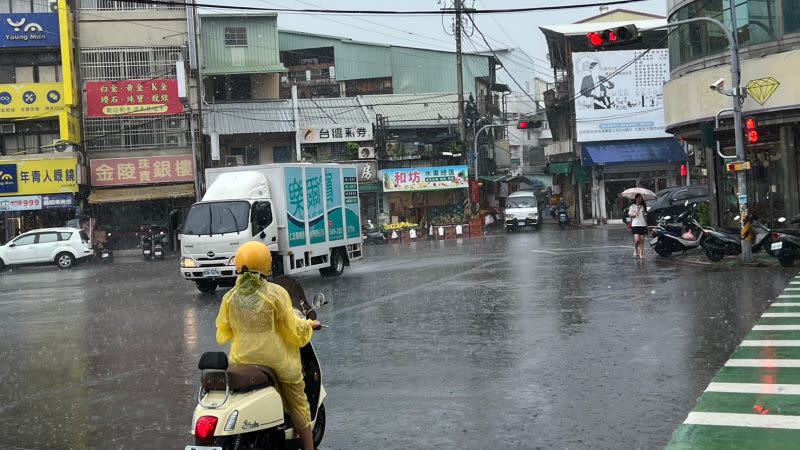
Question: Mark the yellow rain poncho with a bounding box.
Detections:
[216,272,315,430]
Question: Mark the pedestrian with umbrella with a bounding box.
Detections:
[621,188,657,259]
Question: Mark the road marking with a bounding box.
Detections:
[741,340,800,346]
[762,312,800,317]
[684,412,800,429]
[786,288,800,291]
[772,303,800,307]
[753,325,800,330]
[706,382,800,395]
[778,295,800,299]
[725,359,800,368]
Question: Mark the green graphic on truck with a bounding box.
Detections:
[343,167,360,239]
[306,167,326,245]
[325,168,344,241]
[285,167,306,247]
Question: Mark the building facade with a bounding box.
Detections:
[541,10,687,223]
[0,0,82,242]
[664,0,800,227]
[77,0,200,248]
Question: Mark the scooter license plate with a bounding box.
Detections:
[203,268,222,278]
[184,446,222,450]
[772,242,783,251]
[144,250,151,254]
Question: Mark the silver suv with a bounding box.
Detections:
[0,228,93,271]
[504,191,542,231]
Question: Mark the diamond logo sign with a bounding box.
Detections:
[746,77,780,106]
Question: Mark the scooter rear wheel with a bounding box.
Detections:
[779,250,795,267]
[705,248,725,262]
[313,403,326,448]
[654,243,671,258]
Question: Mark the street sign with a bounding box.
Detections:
[726,161,751,172]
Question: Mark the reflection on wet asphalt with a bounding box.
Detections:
[0,226,795,449]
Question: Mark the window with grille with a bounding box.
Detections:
[0,0,50,12]
[82,114,188,152]
[224,27,248,47]
[80,47,183,81]
[77,0,183,11]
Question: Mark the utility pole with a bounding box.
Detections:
[454,0,466,147]
[651,15,750,262]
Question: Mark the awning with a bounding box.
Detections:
[582,139,686,166]
[503,174,545,191]
[88,183,196,204]
[549,161,573,175]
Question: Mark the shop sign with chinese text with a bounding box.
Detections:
[0,158,78,196]
[0,195,41,211]
[0,83,64,119]
[90,155,194,187]
[300,123,373,144]
[0,13,60,48]
[85,79,184,118]
[380,165,469,192]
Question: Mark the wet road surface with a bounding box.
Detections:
[0,225,796,449]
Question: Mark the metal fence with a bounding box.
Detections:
[80,47,184,81]
[78,0,184,11]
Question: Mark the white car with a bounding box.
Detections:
[0,227,93,271]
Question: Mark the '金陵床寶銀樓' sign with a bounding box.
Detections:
[300,123,373,144]
[380,165,469,192]
[85,79,184,118]
[90,155,195,187]
[0,158,78,196]
[0,13,60,48]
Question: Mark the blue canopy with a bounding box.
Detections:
[581,139,686,166]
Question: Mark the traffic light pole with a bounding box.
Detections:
[651,17,751,262]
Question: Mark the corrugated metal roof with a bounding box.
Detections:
[297,97,369,126]
[358,93,459,129]
[206,101,294,135]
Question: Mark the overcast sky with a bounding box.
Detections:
[203,0,667,90]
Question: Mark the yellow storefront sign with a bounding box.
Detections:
[58,110,82,144]
[0,158,78,196]
[0,83,65,119]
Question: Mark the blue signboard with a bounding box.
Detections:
[1,13,61,48]
[0,163,18,193]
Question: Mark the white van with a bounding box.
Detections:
[504,191,541,231]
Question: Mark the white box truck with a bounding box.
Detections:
[178,163,363,293]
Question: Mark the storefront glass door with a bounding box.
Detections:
[605,179,638,220]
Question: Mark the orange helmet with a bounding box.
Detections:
[234,241,272,277]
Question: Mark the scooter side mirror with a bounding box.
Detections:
[734,215,741,221]
[779,217,787,223]
[663,216,672,221]
[312,293,327,309]
[685,200,689,206]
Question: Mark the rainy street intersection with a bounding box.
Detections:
[0,225,796,449]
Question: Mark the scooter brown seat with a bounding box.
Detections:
[202,364,278,392]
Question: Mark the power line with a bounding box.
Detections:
[110,0,651,15]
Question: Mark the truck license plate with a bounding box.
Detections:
[772,242,783,251]
[202,268,222,277]
[518,220,526,227]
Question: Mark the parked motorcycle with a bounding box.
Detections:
[557,203,569,229]
[189,276,328,449]
[140,225,166,260]
[362,220,385,244]
[769,217,800,267]
[700,214,775,262]
[649,206,703,258]
[94,231,113,263]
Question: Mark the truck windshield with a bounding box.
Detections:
[182,201,251,235]
[506,197,536,208]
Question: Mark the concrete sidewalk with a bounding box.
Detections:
[667,274,800,448]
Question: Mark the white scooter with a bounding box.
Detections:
[188,277,328,450]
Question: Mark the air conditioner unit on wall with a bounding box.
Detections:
[358,146,375,159]
[225,155,244,167]
[51,139,73,153]
[0,123,15,134]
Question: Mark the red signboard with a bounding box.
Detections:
[469,180,481,204]
[85,79,184,117]
[90,155,195,187]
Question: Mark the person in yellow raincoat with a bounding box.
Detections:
[216,241,321,450]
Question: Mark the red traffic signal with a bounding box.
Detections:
[518,121,530,129]
[587,25,640,48]
[517,119,542,130]
[745,117,759,144]
[680,164,688,177]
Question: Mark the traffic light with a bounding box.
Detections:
[745,117,759,145]
[680,164,688,177]
[517,119,542,129]
[586,25,640,48]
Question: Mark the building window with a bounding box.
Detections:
[785,0,800,33]
[82,114,188,152]
[210,75,252,101]
[224,27,248,47]
[0,120,59,155]
[0,0,50,12]
[273,146,292,163]
[80,47,183,81]
[228,147,259,165]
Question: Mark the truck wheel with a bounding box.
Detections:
[271,253,284,276]
[0,258,5,272]
[320,250,345,277]
[196,280,218,293]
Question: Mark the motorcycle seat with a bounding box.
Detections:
[202,364,278,392]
